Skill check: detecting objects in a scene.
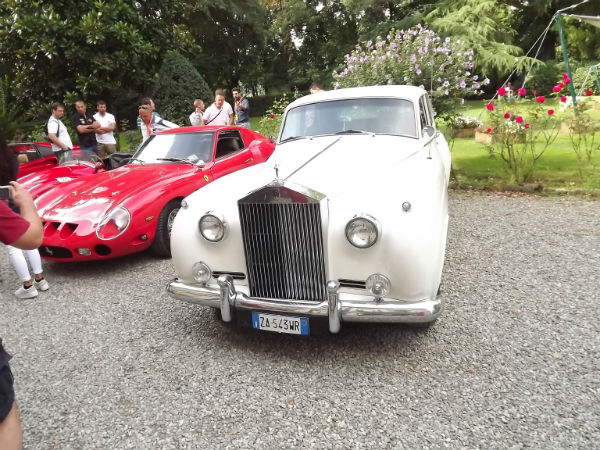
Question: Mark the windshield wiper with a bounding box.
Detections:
[156,157,196,165]
[335,129,371,135]
[279,135,309,144]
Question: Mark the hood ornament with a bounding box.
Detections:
[273,163,280,181]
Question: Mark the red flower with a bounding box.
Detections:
[560,96,567,102]
[269,113,275,118]
[504,112,511,119]
[533,90,537,94]
[586,90,593,96]
[486,103,494,111]
[498,87,506,96]
[548,109,554,115]
[564,77,571,84]
[552,85,561,92]
[517,88,526,96]
[486,128,492,133]
[559,82,564,88]
[524,123,530,129]
[536,96,545,103]
[515,116,523,123]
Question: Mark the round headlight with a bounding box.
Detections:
[345,215,378,248]
[96,206,131,240]
[192,261,212,284]
[366,273,391,297]
[198,213,226,242]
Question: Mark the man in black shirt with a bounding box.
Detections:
[71,100,100,154]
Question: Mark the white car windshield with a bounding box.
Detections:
[280,97,417,142]
[132,132,215,164]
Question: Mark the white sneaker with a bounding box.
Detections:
[14,285,39,299]
[34,278,50,291]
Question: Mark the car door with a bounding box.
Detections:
[209,129,255,179]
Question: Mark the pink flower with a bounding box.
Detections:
[497,87,506,96]
[552,85,561,92]
[586,90,593,96]
[517,88,526,96]
[560,96,567,102]
[486,103,494,111]
[548,109,554,115]
[564,77,571,84]
[269,113,275,119]
[524,123,530,129]
[533,90,537,94]
[559,82,564,88]
[486,128,492,133]
[504,112,511,119]
[515,116,523,123]
[536,96,545,103]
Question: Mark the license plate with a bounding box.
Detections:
[251,312,309,335]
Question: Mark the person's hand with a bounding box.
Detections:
[9,181,34,210]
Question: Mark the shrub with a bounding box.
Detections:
[255,90,302,139]
[333,24,487,116]
[482,78,568,183]
[152,51,212,126]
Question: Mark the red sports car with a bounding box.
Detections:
[35,126,275,261]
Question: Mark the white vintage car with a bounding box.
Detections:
[167,85,450,335]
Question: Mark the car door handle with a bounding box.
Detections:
[244,157,254,164]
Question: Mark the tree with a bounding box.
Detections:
[0,0,198,118]
[152,51,212,125]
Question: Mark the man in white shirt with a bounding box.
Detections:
[189,99,205,126]
[93,100,117,157]
[201,89,234,126]
[47,102,73,153]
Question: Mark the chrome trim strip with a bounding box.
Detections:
[166,278,443,332]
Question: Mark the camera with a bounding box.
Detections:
[0,185,11,200]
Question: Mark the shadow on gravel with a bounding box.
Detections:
[43,249,160,278]
[169,305,438,360]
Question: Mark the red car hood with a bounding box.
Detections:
[19,164,97,199]
[37,164,200,223]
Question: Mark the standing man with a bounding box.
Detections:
[93,100,117,158]
[138,106,178,144]
[201,89,234,126]
[71,100,100,154]
[189,99,205,126]
[232,87,250,129]
[47,102,73,153]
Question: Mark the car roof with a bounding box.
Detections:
[287,85,426,110]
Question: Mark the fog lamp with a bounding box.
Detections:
[77,248,92,256]
[366,273,391,298]
[192,261,212,284]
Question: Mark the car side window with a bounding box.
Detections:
[215,131,245,159]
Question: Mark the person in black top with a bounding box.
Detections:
[71,100,100,154]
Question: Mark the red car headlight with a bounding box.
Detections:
[96,206,131,240]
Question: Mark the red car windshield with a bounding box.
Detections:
[133,132,215,164]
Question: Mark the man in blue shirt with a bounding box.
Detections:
[232,87,250,129]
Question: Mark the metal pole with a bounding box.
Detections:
[594,65,600,92]
[555,13,578,113]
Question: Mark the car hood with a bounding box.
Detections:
[19,164,96,199]
[185,134,425,206]
[37,164,199,223]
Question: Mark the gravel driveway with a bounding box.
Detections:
[1,191,598,450]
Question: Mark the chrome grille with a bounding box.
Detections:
[239,200,327,302]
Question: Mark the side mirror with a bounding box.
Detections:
[423,125,436,138]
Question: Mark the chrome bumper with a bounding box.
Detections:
[166,275,442,334]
